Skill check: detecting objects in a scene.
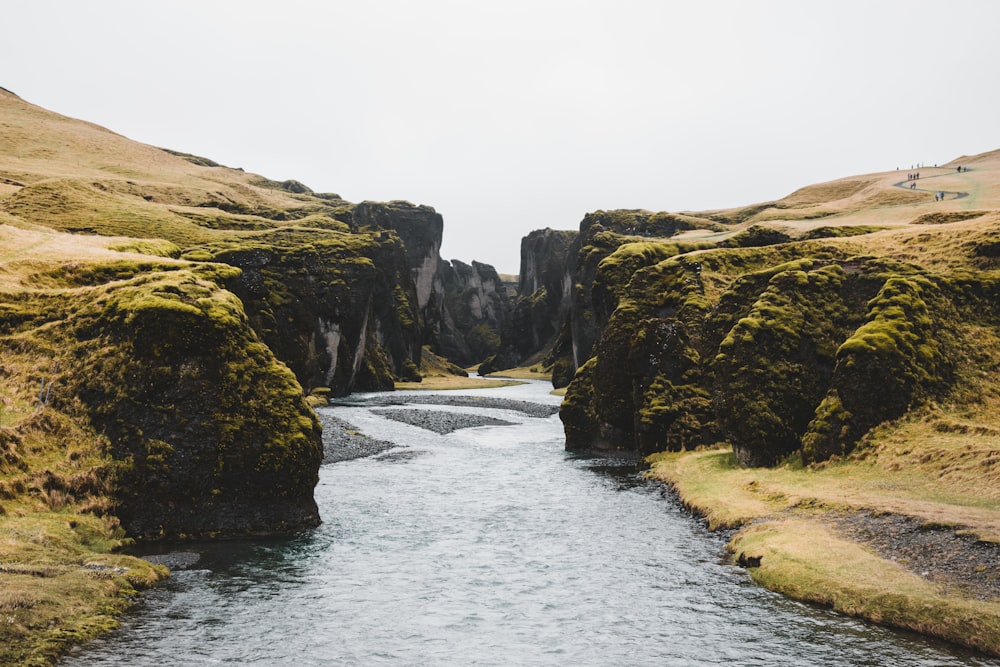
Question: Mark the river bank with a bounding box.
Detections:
[647,423,1000,657]
[64,381,988,666]
[322,388,1000,657]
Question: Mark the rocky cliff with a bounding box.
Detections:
[555,159,1000,466]
[480,228,577,380]
[188,227,423,396]
[0,88,519,551]
[434,259,510,367]
[350,200,509,370]
[0,261,323,539]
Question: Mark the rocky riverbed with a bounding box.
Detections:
[329,394,560,418]
[318,394,559,463]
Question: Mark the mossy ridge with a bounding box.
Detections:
[2,178,220,246]
[186,226,421,394]
[558,209,722,377]
[802,275,958,463]
[1,258,323,536]
[560,230,980,463]
[562,238,837,453]
[592,241,712,318]
[800,225,888,240]
[720,225,792,247]
[1,173,359,251]
[714,264,859,466]
[565,252,713,454]
[49,270,323,539]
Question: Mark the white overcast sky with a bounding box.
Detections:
[4,1,1000,273]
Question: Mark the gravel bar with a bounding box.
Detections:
[319,394,558,462]
[829,510,1000,601]
[330,394,559,418]
[316,411,398,464]
[372,408,516,434]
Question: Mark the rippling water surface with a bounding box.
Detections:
[65,381,998,666]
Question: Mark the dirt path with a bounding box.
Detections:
[893,167,970,201]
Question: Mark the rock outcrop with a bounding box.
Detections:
[350,200,509,369]
[543,211,718,386]
[556,209,979,465]
[16,264,324,539]
[479,228,576,380]
[188,227,423,396]
[434,259,510,367]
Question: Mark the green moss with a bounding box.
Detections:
[721,225,792,248]
[713,263,875,465]
[108,240,182,258]
[801,225,887,240]
[560,357,600,449]
[802,275,957,463]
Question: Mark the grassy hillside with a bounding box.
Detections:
[0,89,358,663]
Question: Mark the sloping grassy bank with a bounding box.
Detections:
[0,409,169,665]
[647,405,1000,656]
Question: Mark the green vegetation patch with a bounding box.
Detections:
[801,225,888,240]
[803,275,957,462]
[714,264,856,466]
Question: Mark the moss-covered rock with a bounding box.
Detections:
[186,227,422,395]
[802,275,957,463]
[49,270,323,539]
[557,216,978,467]
[713,264,857,466]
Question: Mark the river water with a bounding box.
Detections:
[64,380,997,666]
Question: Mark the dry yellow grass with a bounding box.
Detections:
[394,375,526,390]
[480,364,553,380]
[733,518,1000,656]
[694,150,1000,243]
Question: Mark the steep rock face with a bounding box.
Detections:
[351,199,509,368]
[434,259,510,367]
[554,211,705,381]
[188,228,422,396]
[44,265,323,539]
[559,239,965,464]
[480,228,576,378]
[352,201,444,315]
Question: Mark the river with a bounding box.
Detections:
[63,380,998,666]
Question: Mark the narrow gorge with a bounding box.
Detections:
[3,88,1000,663]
